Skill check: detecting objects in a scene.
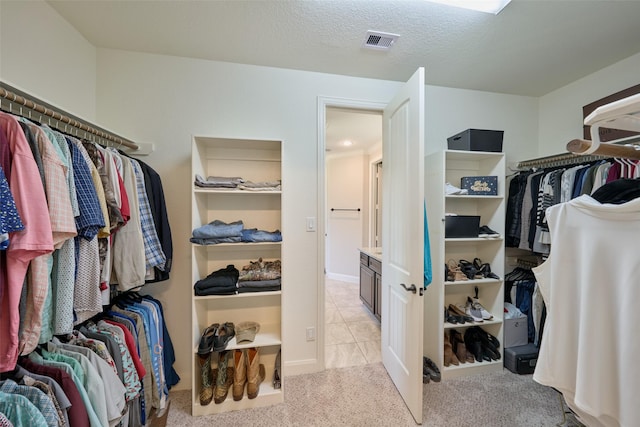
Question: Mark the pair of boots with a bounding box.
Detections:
[199,350,234,405]
[232,347,265,401]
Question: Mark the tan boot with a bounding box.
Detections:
[232,349,247,401]
[214,351,234,404]
[246,347,265,399]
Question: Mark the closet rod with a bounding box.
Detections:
[516,151,607,169]
[0,82,138,150]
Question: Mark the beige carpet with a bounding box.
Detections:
[166,363,569,426]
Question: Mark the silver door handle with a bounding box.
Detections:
[401,283,417,294]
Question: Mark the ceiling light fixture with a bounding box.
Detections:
[426,0,511,14]
[342,140,354,147]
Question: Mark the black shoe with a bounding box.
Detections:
[478,225,500,238]
[213,322,235,352]
[197,323,219,355]
[423,357,441,383]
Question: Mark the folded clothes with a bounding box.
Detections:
[237,180,281,191]
[238,285,280,294]
[239,258,281,282]
[237,278,281,288]
[194,174,245,188]
[190,236,242,245]
[192,219,244,239]
[241,228,282,243]
[194,264,239,295]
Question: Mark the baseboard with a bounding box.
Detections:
[325,272,358,284]
[284,358,324,376]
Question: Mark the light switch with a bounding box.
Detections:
[306,217,316,232]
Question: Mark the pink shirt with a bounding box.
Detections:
[0,112,53,372]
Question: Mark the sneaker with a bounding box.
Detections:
[478,225,500,238]
[463,299,484,322]
[445,182,468,195]
[423,356,441,383]
[470,297,494,320]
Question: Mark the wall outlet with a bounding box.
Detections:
[306,327,316,341]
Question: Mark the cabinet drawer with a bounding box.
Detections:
[360,252,369,266]
[369,257,382,275]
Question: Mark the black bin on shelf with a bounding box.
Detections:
[447,129,504,152]
[444,215,480,238]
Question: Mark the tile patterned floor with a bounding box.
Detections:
[325,278,381,369]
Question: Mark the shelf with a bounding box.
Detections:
[445,237,504,243]
[192,242,282,249]
[442,358,503,379]
[444,318,503,329]
[192,384,282,416]
[193,291,282,301]
[192,323,282,353]
[194,188,281,195]
[445,150,505,161]
[444,278,501,286]
[445,195,503,200]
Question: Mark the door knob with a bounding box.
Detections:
[400,283,417,294]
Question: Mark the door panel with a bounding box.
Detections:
[381,68,425,424]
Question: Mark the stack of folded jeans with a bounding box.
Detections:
[194,265,240,296]
[190,220,244,245]
[241,228,282,243]
[238,258,281,293]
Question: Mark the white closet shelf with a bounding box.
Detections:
[445,237,504,243]
[444,278,501,286]
[444,318,503,329]
[192,323,282,354]
[192,386,283,416]
[445,195,502,200]
[192,242,282,249]
[194,188,281,194]
[193,291,282,301]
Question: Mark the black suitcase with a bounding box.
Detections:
[504,343,539,374]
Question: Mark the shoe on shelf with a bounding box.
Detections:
[214,351,234,404]
[423,356,441,383]
[450,329,474,364]
[478,225,500,238]
[444,307,460,325]
[465,297,484,322]
[232,349,247,401]
[198,353,214,405]
[469,293,493,320]
[459,259,483,280]
[448,304,474,323]
[443,331,460,367]
[473,258,500,280]
[197,323,219,356]
[213,322,235,352]
[246,347,265,399]
[446,259,468,282]
[273,349,281,390]
[445,182,468,195]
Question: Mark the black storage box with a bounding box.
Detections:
[461,176,498,195]
[445,215,480,238]
[447,129,504,152]
[504,343,539,375]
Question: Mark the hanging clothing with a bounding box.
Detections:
[533,194,640,427]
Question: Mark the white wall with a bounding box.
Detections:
[425,85,539,170]
[538,52,640,157]
[326,152,367,281]
[0,0,97,121]
[94,48,402,388]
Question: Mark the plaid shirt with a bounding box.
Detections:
[129,158,166,270]
[0,379,59,427]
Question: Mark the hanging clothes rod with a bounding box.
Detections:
[0,82,138,150]
[331,208,361,212]
[516,151,608,169]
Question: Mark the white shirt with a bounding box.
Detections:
[533,194,640,427]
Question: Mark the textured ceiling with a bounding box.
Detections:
[44,0,640,154]
[47,0,640,98]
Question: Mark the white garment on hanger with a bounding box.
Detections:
[533,194,640,427]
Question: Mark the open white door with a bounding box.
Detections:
[381,68,425,424]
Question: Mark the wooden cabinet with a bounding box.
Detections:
[424,150,505,379]
[190,136,283,415]
[359,249,382,321]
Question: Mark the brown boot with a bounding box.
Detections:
[246,347,265,399]
[198,353,214,405]
[214,351,234,404]
[232,349,247,401]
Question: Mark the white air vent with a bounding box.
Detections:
[362,31,400,50]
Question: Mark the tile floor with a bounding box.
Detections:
[324,277,381,369]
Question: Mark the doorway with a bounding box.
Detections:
[319,101,384,369]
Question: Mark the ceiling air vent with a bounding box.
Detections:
[362,31,400,50]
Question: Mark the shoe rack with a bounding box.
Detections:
[190,136,284,415]
[424,149,505,379]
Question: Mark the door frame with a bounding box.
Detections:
[316,96,388,370]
